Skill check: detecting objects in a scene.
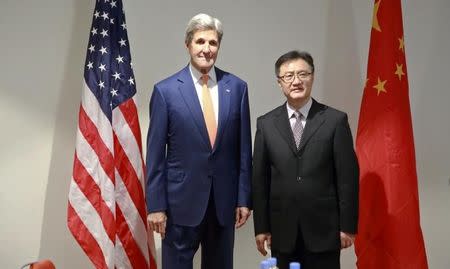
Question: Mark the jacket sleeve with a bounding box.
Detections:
[333,113,359,233]
[145,85,169,213]
[252,117,271,235]
[237,83,253,208]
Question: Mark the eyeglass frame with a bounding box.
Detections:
[277,71,313,83]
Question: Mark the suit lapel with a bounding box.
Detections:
[274,104,299,155]
[273,99,327,155]
[177,66,211,149]
[298,99,326,151]
[213,68,231,153]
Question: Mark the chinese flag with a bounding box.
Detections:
[354,0,428,268]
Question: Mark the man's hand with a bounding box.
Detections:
[147,212,167,239]
[235,207,251,228]
[255,233,272,256]
[340,231,355,249]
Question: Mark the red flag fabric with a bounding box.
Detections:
[355,0,428,268]
[67,1,157,268]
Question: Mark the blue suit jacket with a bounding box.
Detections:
[146,65,252,227]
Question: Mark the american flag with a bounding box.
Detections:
[67,0,156,268]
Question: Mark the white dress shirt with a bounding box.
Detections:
[286,97,312,131]
[189,64,219,125]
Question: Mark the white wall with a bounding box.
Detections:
[1,0,449,268]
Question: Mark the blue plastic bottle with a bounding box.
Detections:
[267,257,278,269]
[289,262,301,269]
[260,260,270,269]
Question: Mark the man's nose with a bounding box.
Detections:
[292,74,302,84]
[202,44,211,53]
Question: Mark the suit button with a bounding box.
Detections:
[297,176,302,181]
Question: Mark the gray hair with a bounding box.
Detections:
[185,13,223,45]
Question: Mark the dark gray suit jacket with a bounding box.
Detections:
[252,99,359,253]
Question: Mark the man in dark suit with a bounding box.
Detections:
[252,50,359,269]
[145,13,252,269]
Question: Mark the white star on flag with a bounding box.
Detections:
[101,11,109,20]
[112,72,121,80]
[100,29,109,37]
[110,88,118,96]
[119,39,127,47]
[100,46,108,54]
[99,63,106,72]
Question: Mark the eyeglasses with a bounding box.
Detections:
[278,71,312,83]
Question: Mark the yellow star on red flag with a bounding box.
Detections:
[373,77,387,95]
[372,0,381,32]
[398,36,405,52]
[395,63,405,80]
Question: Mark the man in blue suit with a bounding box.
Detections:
[145,13,252,269]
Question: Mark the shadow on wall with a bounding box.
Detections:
[321,0,363,135]
[38,0,93,268]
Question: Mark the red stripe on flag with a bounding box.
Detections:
[119,99,144,155]
[118,100,148,201]
[116,206,149,268]
[113,133,147,223]
[119,101,158,268]
[73,154,116,242]
[68,204,109,269]
[78,105,115,183]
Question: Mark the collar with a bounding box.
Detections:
[189,64,217,84]
[286,97,312,119]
